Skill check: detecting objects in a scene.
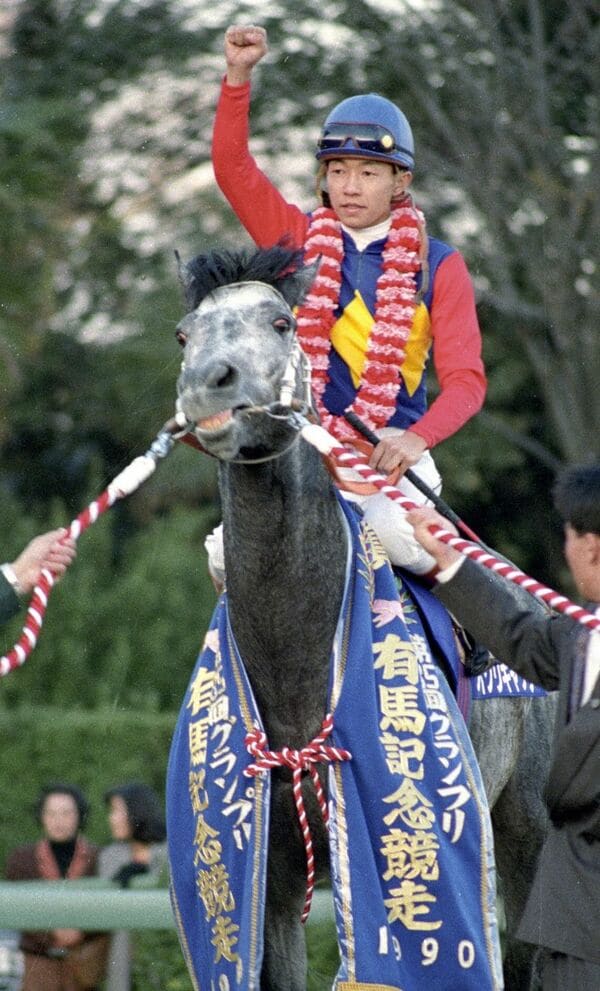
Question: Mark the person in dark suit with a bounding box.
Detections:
[1,529,76,625]
[407,463,600,990]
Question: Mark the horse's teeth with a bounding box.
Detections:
[197,410,233,432]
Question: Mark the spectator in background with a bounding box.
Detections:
[1,529,76,626]
[5,783,102,991]
[98,783,167,991]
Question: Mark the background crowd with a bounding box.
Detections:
[3,781,167,991]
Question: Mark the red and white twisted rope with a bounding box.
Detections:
[0,490,117,676]
[300,422,600,634]
[244,712,351,923]
[0,448,171,677]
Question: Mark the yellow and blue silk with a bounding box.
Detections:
[321,232,454,426]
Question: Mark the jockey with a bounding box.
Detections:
[206,24,486,582]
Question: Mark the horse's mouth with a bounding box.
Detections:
[196,409,234,434]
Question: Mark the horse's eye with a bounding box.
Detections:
[273,316,292,333]
[175,328,187,348]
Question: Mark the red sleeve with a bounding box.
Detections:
[212,79,309,249]
[407,251,487,449]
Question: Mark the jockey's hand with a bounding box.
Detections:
[369,431,427,477]
[406,506,461,573]
[224,25,268,85]
[11,529,76,595]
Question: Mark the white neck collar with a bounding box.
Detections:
[341,217,392,251]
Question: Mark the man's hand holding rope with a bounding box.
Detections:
[7,529,77,597]
[407,505,462,572]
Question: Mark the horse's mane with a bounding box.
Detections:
[180,242,304,312]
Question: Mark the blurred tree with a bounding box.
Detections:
[0,0,221,515]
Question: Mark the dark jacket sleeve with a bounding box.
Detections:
[0,572,20,626]
[433,557,577,692]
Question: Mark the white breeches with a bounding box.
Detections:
[344,444,440,575]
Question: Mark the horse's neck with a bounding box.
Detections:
[219,443,347,746]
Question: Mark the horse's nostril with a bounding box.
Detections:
[204,361,237,390]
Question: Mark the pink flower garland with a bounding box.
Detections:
[296,200,424,442]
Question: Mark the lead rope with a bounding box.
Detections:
[0,421,183,677]
[299,421,600,634]
[244,712,351,923]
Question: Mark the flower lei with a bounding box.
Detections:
[295,199,425,443]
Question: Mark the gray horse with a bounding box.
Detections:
[172,244,555,991]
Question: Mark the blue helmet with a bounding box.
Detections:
[316,93,414,170]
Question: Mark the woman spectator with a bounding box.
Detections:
[98,783,167,991]
[5,783,101,991]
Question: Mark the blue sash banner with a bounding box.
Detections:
[167,495,504,990]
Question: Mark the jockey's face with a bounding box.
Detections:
[325,157,412,229]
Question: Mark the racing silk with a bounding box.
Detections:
[212,80,486,448]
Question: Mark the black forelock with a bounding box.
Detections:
[181,242,304,313]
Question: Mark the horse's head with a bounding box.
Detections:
[175,245,316,461]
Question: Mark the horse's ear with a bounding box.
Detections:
[276,258,319,309]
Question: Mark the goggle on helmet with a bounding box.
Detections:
[316,93,414,170]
